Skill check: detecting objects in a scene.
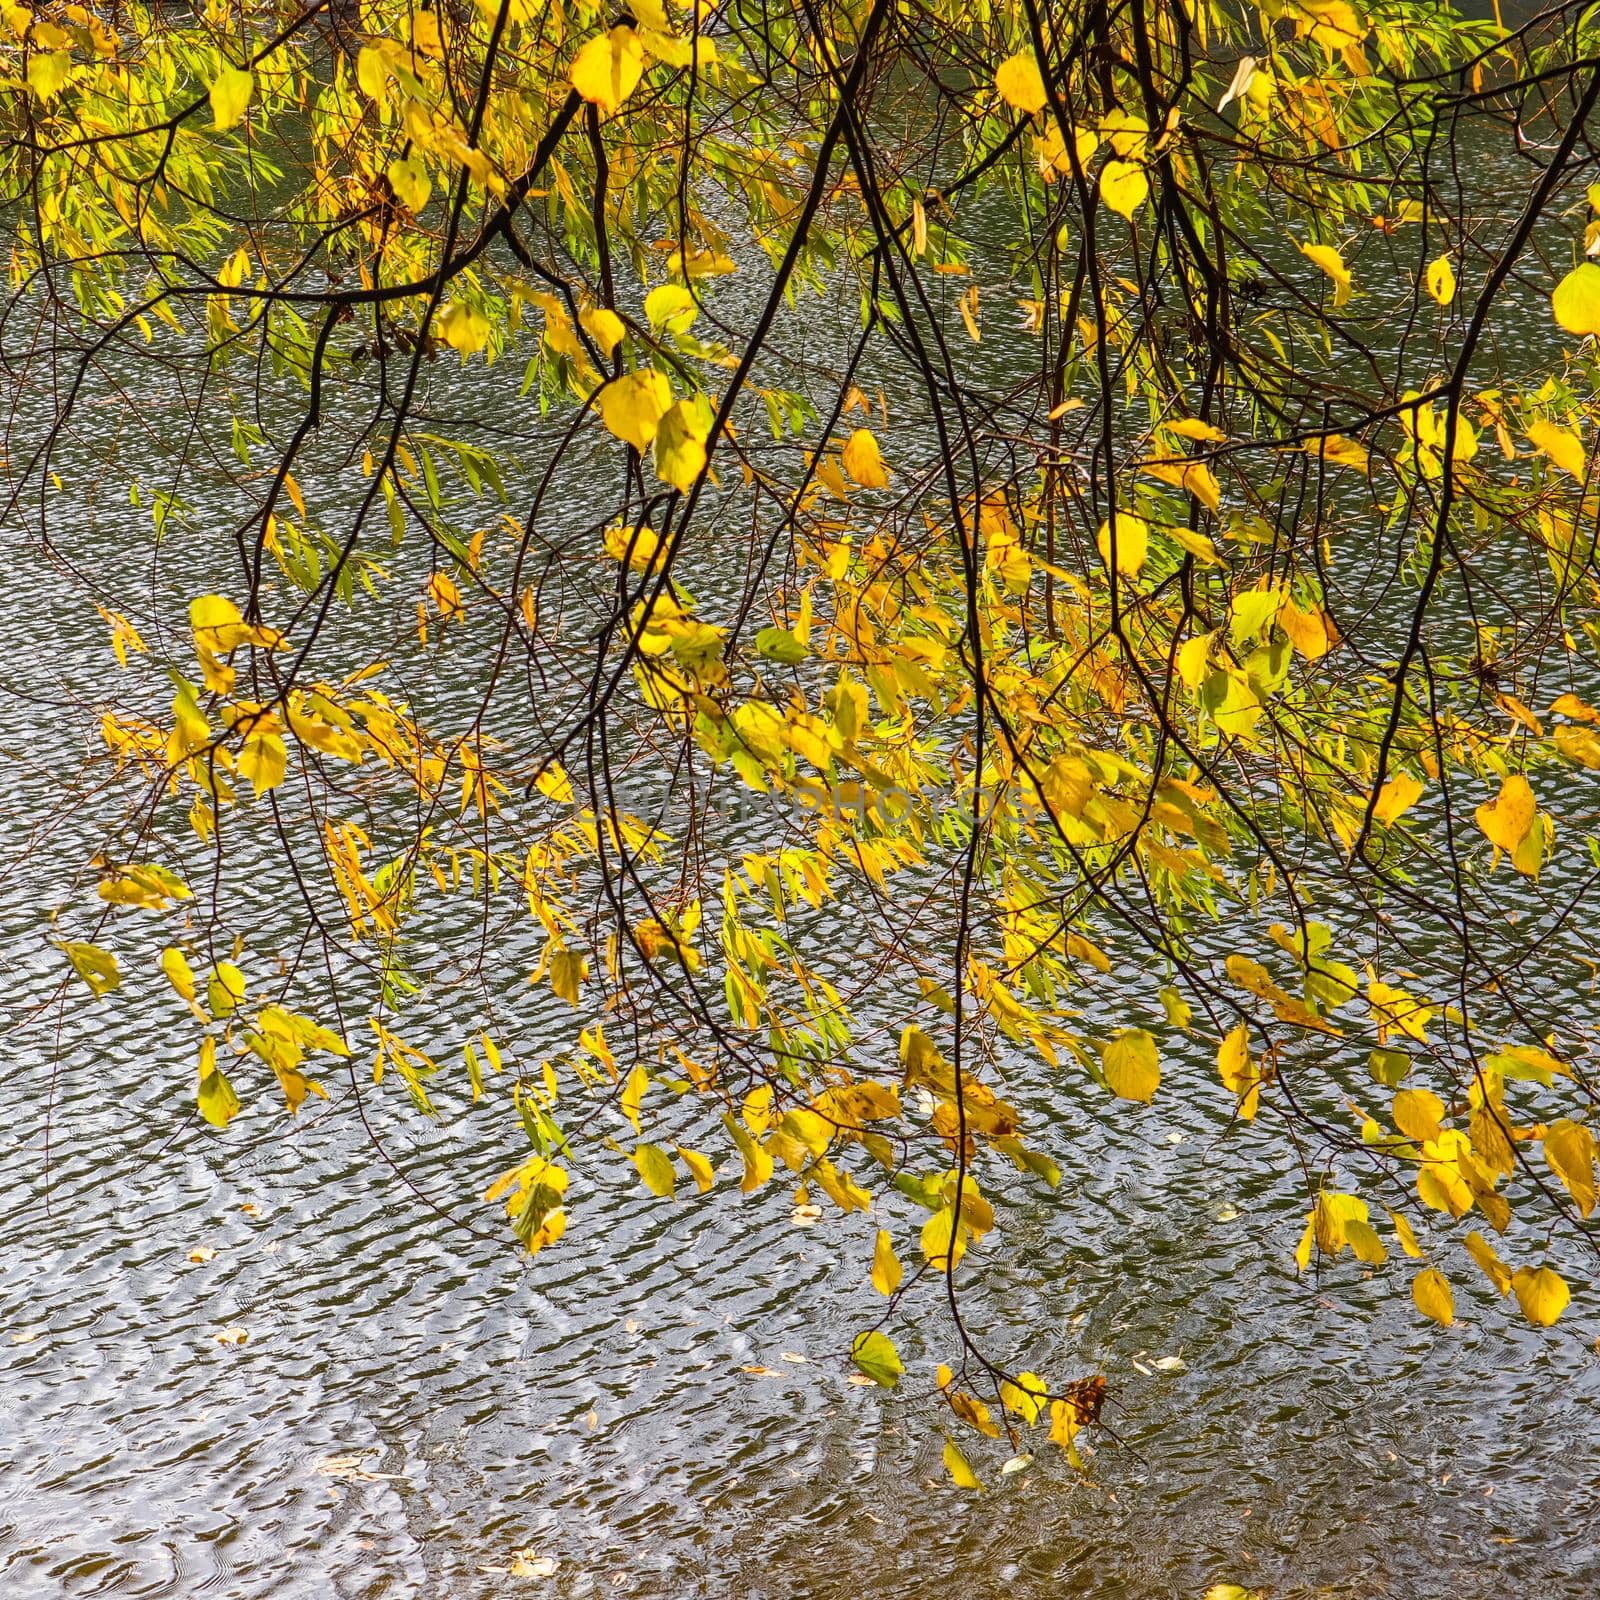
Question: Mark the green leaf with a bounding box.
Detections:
[754,626,808,665]
[850,1329,904,1388]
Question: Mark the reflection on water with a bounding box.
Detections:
[4,90,1600,1600]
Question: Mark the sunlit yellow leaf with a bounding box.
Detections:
[1372,771,1423,826]
[633,1141,677,1198]
[1387,1208,1424,1258]
[1552,261,1600,337]
[1543,1118,1596,1217]
[675,1144,715,1193]
[871,1228,902,1295]
[1392,1087,1445,1146]
[599,369,673,451]
[197,1037,241,1128]
[1412,1267,1454,1327]
[654,397,710,492]
[1000,1371,1046,1425]
[1475,773,1535,855]
[581,305,626,359]
[161,946,198,1004]
[1102,1028,1160,1103]
[942,1435,982,1490]
[27,48,72,99]
[238,732,287,796]
[570,26,644,117]
[440,302,489,355]
[1096,511,1148,577]
[209,63,253,130]
[62,940,119,998]
[1099,159,1149,221]
[994,51,1047,116]
[644,284,698,333]
[386,157,430,214]
[1216,1023,1260,1119]
[1425,254,1456,306]
[841,428,888,489]
[1511,1264,1569,1326]
[1464,1230,1512,1295]
[1300,242,1351,307]
[206,961,246,1017]
[1525,419,1587,479]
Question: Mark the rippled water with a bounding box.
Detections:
[6,93,1600,1600]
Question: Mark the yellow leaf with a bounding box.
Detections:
[1216,1023,1260,1119]
[1372,771,1423,826]
[1166,418,1227,443]
[633,1142,677,1198]
[1278,598,1334,659]
[209,63,253,131]
[1412,1267,1455,1327]
[1475,774,1535,855]
[674,1144,715,1193]
[160,946,198,1004]
[1176,631,1214,689]
[549,946,587,1005]
[1425,254,1456,306]
[570,26,645,117]
[620,1061,647,1132]
[206,961,246,1017]
[1525,419,1587,479]
[724,1113,774,1193]
[1300,242,1351,307]
[994,51,1048,115]
[599,369,673,452]
[62,940,119,997]
[871,1228,902,1295]
[1096,511,1148,577]
[386,156,431,214]
[1543,1118,1596,1217]
[1392,1087,1445,1146]
[949,1389,1001,1437]
[654,397,710,492]
[1464,1230,1512,1296]
[1552,261,1600,337]
[1345,1218,1388,1265]
[1099,159,1149,221]
[1387,1208,1423,1258]
[644,283,698,333]
[1000,1371,1047,1424]
[1102,1028,1160,1103]
[27,48,72,98]
[197,1037,241,1129]
[581,305,626,359]
[841,428,888,489]
[1511,1264,1570,1326]
[238,732,287,796]
[921,1205,967,1271]
[942,1436,983,1490]
[440,302,489,355]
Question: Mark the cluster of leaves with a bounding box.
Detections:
[9,0,1600,1482]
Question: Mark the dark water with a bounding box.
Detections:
[5,63,1600,1600]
